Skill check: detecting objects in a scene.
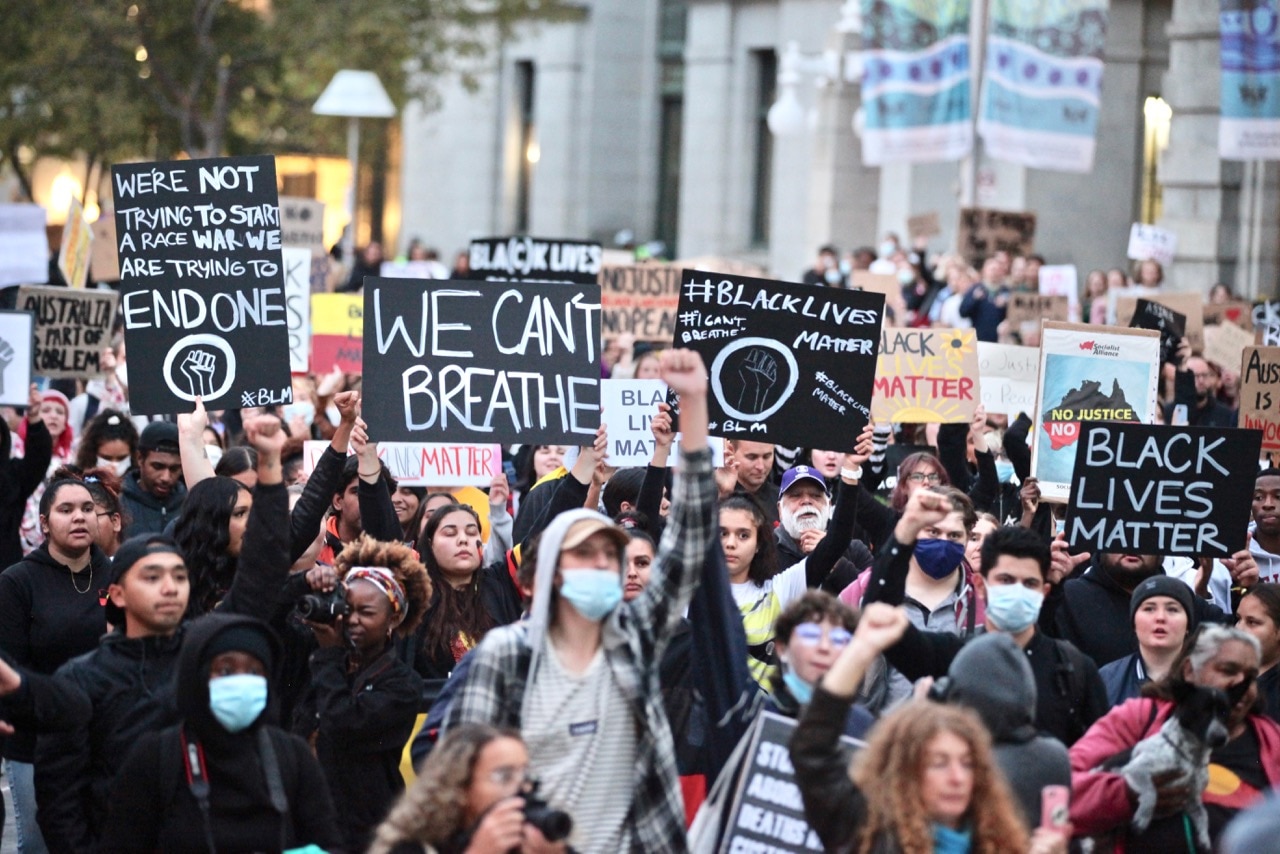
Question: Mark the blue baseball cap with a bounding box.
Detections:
[779,465,828,497]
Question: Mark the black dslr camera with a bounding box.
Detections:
[521,781,573,842]
[296,589,349,624]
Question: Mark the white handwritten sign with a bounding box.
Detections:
[977,343,1039,416]
[301,440,501,486]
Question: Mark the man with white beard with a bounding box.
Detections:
[775,466,874,594]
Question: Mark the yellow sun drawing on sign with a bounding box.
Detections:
[941,329,976,368]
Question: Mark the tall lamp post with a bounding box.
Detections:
[312,70,397,269]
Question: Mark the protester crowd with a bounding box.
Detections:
[0,237,1274,854]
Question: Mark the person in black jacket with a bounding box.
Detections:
[99,614,341,853]
[0,384,52,571]
[298,534,429,852]
[35,415,293,852]
[119,421,187,537]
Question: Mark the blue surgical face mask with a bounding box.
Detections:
[914,538,966,580]
[984,583,1045,634]
[559,569,623,621]
[995,460,1015,483]
[781,664,814,706]
[208,674,268,733]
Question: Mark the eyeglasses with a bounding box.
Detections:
[791,622,853,649]
[485,765,532,787]
[906,472,942,484]
[1191,372,1215,381]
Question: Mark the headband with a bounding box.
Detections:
[345,566,408,625]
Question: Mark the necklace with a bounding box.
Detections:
[71,566,92,594]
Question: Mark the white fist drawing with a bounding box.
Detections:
[180,349,218,398]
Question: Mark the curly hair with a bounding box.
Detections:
[851,701,1028,854]
[173,477,251,617]
[719,494,778,586]
[333,533,432,636]
[369,724,520,854]
[416,504,494,659]
[74,409,138,471]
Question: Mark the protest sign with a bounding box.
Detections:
[380,260,449,279]
[1115,293,1204,352]
[1066,422,1261,558]
[872,328,980,423]
[1203,300,1254,331]
[598,378,725,467]
[1007,293,1069,327]
[1254,301,1280,346]
[0,310,34,406]
[599,265,681,344]
[310,293,363,374]
[277,196,325,253]
[1128,298,1186,365]
[465,236,602,284]
[16,285,118,379]
[282,247,311,373]
[301,439,500,487]
[1032,322,1161,503]
[851,271,907,324]
[58,197,92,289]
[1038,264,1079,318]
[670,270,884,449]
[1127,222,1177,265]
[978,342,1038,416]
[89,214,119,282]
[362,277,602,444]
[1203,322,1254,372]
[957,208,1036,266]
[0,204,49,287]
[907,211,941,239]
[113,155,292,414]
[1240,346,1280,455]
[716,712,861,854]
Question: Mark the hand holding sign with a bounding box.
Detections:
[488,471,510,509]
[1223,534,1259,588]
[1048,533,1090,586]
[846,422,876,470]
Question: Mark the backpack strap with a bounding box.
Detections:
[179,728,219,854]
[258,728,292,851]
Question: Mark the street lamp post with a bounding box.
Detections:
[312,70,397,270]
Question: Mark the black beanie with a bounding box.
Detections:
[200,623,276,675]
[1129,575,1198,632]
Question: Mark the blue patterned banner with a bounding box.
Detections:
[1220,0,1280,159]
[859,0,972,165]
[977,0,1108,173]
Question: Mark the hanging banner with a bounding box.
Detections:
[16,285,118,379]
[978,342,1039,416]
[1031,321,1161,503]
[872,328,980,423]
[464,236,602,285]
[58,197,92,289]
[1241,346,1280,455]
[977,0,1109,173]
[1220,0,1280,159]
[310,293,363,374]
[599,265,681,345]
[859,0,973,165]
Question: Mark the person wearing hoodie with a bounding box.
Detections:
[119,420,187,537]
[445,348,714,853]
[34,415,292,853]
[98,614,341,853]
[0,469,113,854]
[934,633,1072,828]
[0,384,52,570]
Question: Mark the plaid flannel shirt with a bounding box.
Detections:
[446,447,715,852]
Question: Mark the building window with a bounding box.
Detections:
[515,60,537,233]
[1141,95,1171,224]
[655,0,686,253]
[751,49,777,247]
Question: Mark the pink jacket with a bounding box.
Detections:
[1068,697,1280,847]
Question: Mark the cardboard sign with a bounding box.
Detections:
[1254,301,1280,346]
[1203,300,1254,331]
[872,328,980,423]
[113,155,293,414]
[599,265,681,344]
[361,277,602,444]
[1202,322,1255,372]
[465,236,602,285]
[1129,298,1186,365]
[89,214,119,282]
[309,293,363,374]
[717,712,861,854]
[1115,293,1204,352]
[907,211,941,239]
[1240,346,1280,454]
[57,197,92,289]
[670,270,884,449]
[0,310,34,406]
[281,247,311,373]
[301,440,500,487]
[1031,322,1161,503]
[0,204,49,287]
[957,207,1036,266]
[1037,264,1079,318]
[1066,423,1261,558]
[1007,293,1069,327]
[16,285,118,379]
[978,342,1039,416]
[598,378,726,467]
[277,196,325,252]
[1127,222,1177,265]
[851,271,907,324]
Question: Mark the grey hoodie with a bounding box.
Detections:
[944,633,1072,828]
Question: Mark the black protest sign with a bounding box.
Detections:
[670,270,884,449]
[17,285,118,379]
[599,265,681,343]
[1066,422,1262,558]
[113,155,292,414]
[362,277,601,444]
[719,712,860,853]
[465,236,602,285]
[1129,298,1186,365]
